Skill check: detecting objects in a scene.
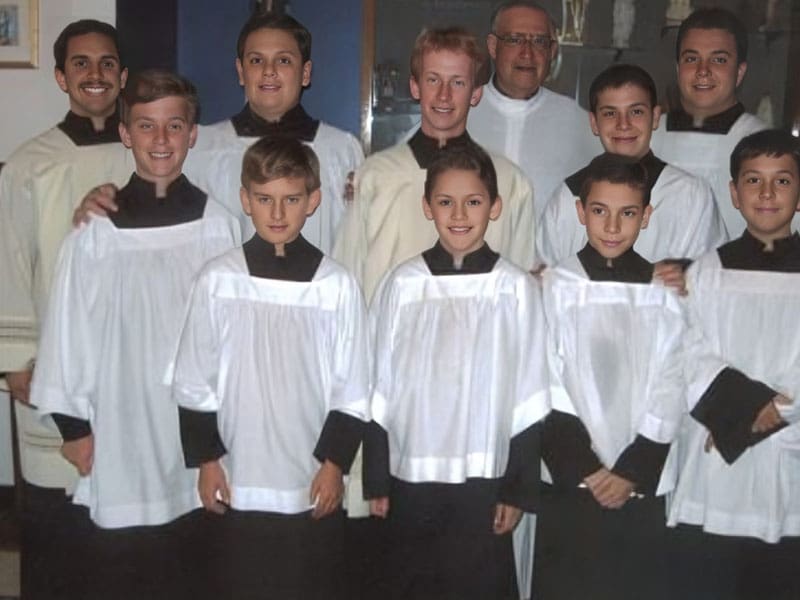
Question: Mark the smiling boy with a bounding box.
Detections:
[363,142,549,599]
[31,70,240,600]
[668,130,800,600]
[0,19,133,599]
[650,8,784,236]
[534,153,685,600]
[537,64,727,267]
[173,137,369,599]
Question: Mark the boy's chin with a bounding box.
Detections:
[591,241,635,259]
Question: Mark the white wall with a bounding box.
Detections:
[0,0,115,485]
[0,0,115,161]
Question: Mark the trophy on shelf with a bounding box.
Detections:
[560,0,589,45]
[665,0,692,27]
[612,0,635,48]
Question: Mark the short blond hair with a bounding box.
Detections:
[409,26,485,83]
[240,138,321,193]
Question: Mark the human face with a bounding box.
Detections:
[677,28,746,120]
[487,6,557,100]
[590,84,661,160]
[576,181,652,260]
[240,177,320,251]
[410,49,482,141]
[55,32,127,125]
[119,96,198,192]
[236,28,311,122]
[422,168,502,261]
[730,154,800,245]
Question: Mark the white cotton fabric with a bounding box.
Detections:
[649,112,791,237]
[0,130,134,491]
[667,250,800,542]
[370,256,550,484]
[332,142,536,302]
[468,81,602,219]
[172,251,370,514]
[30,201,240,528]
[185,119,364,252]
[537,165,728,267]
[543,257,687,496]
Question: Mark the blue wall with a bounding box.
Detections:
[176,0,363,138]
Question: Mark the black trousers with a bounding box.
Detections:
[208,507,348,600]
[669,523,800,600]
[533,484,673,600]
[379,478,518,600]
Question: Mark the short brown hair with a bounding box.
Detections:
[424,142,498,204]
[120,69,199,125]
[241,137,321,193]
[409,27,485,83]
[236,13,311,63]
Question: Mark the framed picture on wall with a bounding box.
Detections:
[0,0,38,68]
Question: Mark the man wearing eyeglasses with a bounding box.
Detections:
[468,1,600,220]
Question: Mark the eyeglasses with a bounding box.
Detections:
[492,33,554,51]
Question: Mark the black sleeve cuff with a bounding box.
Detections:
[313,410,364,473]
[541,410,603,489]
[362,421,391,499]
[498,423,541,513]
[51,413,92,441]
[178,407,226,468]
[611,435,670,496]
[691,367,782,464]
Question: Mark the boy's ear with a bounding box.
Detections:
[118,122,132,149]
[469,84,483,107]
[306,188,321,216]
[409,76,421,101]
[54,67,68,93]
[421,195,434,221]
[120,67,129,90]
[589,111,599,136]
[301,60,312,88]
[235,58,245,86]
[729,180,741,210]
[489,195,502,220]
[640,204,653,229]
[575,199,587,225]
[735,61,747,88]
[239,186,252,216]
[651,104,662,131]
[188,123,199,149]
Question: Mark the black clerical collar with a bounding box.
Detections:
[422,241,499,275]
[58,110,121,146]
[717,229,800,273]
[243,233,323,281]
[565,151,666,196]
[666,102,745,134]
[110,173,207,229]
[408,128,474,169]
[577,243,653,283]
[231,103,320,141]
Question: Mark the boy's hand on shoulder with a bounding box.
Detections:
[310,460,344,520]
[199,460,230,514]
[653,261,687,296]
[72,183,118,226]
[61,434,94,476]
[752,394,791,433]
[493,503,522,535]
[369,497,390,519]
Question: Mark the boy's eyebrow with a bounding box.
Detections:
[741,168,796,177]
[680,48,731,57]
[69,53,118,62]
[597,101,648,111]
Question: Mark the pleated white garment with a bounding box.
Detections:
[370,255,550,484]
[31,202,240,528]
[668,251,800,542]
[537,165,728,267]
[543,256,687,496]
[172,250,370,514]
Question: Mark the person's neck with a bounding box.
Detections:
[747,227,793,252]
[493,76,540,101]
[680,98,737,125]
[250,102,295,124]
[137,172,182,198]
[419,123,466,147]
[71,106,115,132]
